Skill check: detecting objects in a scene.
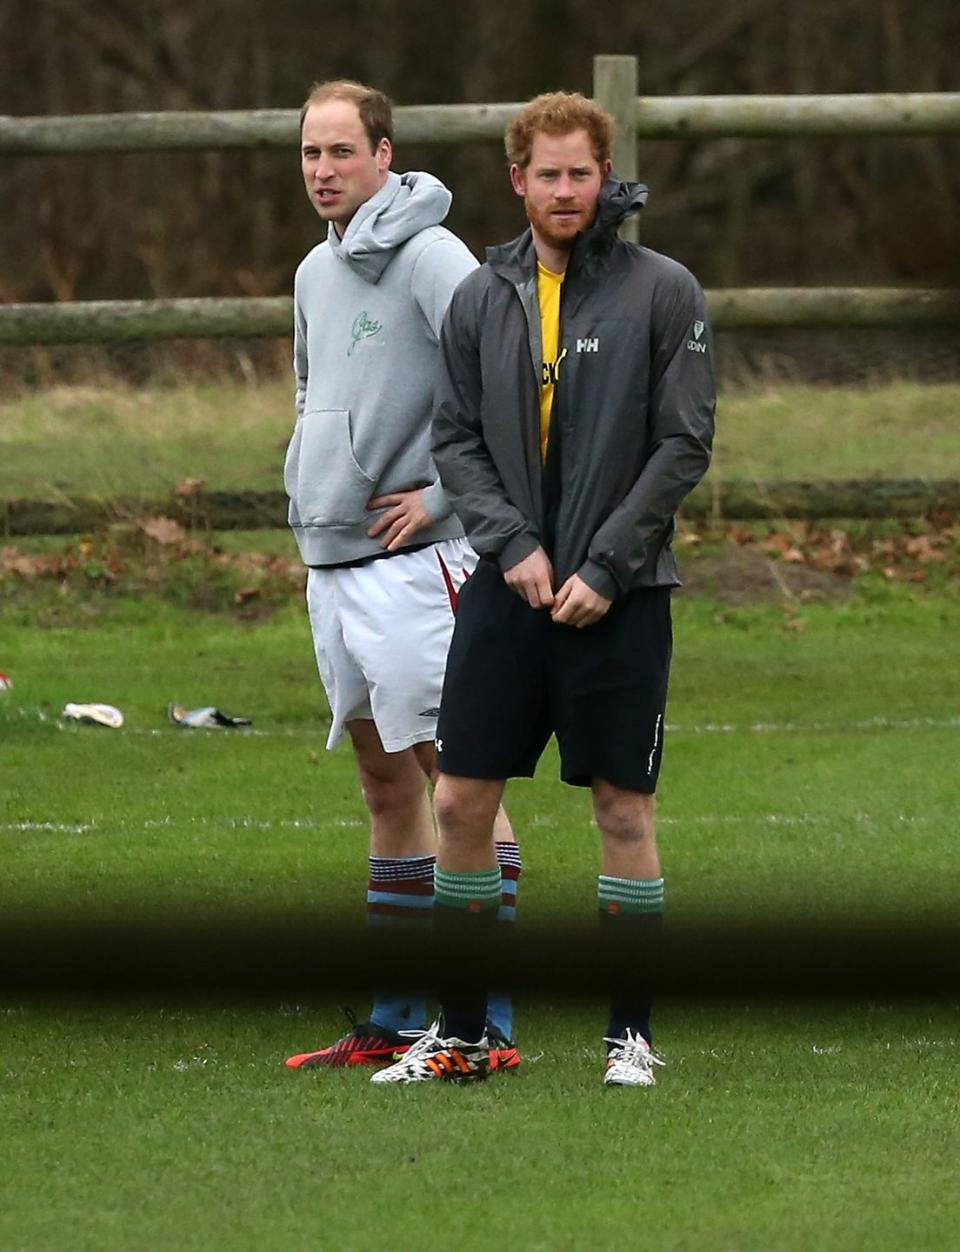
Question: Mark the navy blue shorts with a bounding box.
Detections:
[435,560,672,792]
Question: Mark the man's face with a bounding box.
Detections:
[510,128,609,254]
[301,99,391,231]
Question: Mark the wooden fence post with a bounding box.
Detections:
[593,54,639,243]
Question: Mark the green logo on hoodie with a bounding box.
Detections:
[348,311,383,356]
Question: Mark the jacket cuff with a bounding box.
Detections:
[498,531,541,573]
[577,559,620,601]
[420,480,454,523]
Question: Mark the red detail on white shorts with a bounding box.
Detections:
[436,551,459,614]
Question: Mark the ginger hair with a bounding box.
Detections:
[505,91,613,168]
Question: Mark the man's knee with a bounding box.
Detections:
[354,750,425,820]
[593,781,656,847]
[434,774,502,842]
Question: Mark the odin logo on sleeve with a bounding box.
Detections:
[686,320,707,353]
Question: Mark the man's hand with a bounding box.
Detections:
[550,574,612,628]
[503,546,555,609]
[367,489,432,551]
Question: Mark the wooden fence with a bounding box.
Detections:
[2,56,958,530]
[2,287,958,346]
[2,55,959,343]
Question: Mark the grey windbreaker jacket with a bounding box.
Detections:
[431,176,715,599]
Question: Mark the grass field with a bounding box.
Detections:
[2,378,960,499]
[2,378,959,1249]
[3,589,959,1250]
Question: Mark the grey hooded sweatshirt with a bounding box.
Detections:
[284,170,477,566]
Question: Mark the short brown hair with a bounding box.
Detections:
[300,80,393,152]
[505,91,613,169]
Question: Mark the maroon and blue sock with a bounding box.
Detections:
[486,840,522,1040]
[367,854,435,1033]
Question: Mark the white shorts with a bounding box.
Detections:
[306,538,476,753]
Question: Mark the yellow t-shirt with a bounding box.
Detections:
[537,261,565,462]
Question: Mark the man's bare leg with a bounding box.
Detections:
[348,719,436,858]
[433,774,505,870]
[592,782,659,880]
[345,720,437,1036]
[413,740,515,846]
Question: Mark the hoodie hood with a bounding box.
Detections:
[487,173,649,280]
[328,170,453,283]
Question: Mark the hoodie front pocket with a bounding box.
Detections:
[292,409,375,527]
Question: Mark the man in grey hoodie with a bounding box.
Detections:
[283,80,519,1072]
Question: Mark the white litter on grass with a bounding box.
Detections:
[811,1045,843,1055]
[168,703,252,730]
[62,702,124,729]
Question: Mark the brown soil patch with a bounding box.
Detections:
[676,545,853,605]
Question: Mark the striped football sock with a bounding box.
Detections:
[434,864,502,1042]
[367,854,435,1034]
[598,874,664,918]
[599,875,665,1047]
[486,841,522,1040]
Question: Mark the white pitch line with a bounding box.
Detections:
[668,715,960,735]
[5,709,958,738]
[4,812,942,838]
[0,816,365,835]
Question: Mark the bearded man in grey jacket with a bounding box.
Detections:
[373,91,715,1089]
[283,80,518,1073]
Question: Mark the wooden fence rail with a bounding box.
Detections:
[3,58,959,339]
[2,288,959,346]
[2,93,959,156]
[4,481,958,538]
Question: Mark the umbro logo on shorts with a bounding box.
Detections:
[418,707,441,718]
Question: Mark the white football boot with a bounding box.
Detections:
[602,1029,666,1087]
[371,1020,490,1085]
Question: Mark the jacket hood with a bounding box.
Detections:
[487,174,648,279]
[329,170,453,283]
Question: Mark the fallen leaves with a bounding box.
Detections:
[1,526,304,616]
[138,516,187,545]
[174,476,207,499]
[716,518,958,584]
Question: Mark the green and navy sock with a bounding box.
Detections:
[367,854,435,1034]
[486,841,522,1041]
[434,864,502,1042]
[599,874,664,1048]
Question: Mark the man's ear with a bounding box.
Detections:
[377,137,393,174]
[509,163,526,197]
[602,158,613,178]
